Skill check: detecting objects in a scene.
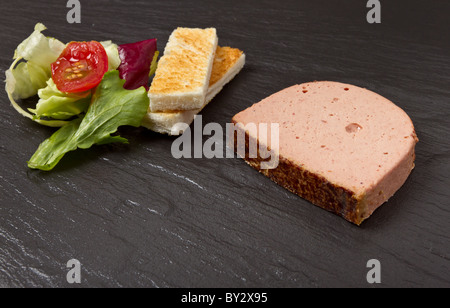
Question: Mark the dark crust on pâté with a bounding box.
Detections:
[232,122,366,225]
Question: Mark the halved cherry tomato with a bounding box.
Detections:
[51,41,108,93]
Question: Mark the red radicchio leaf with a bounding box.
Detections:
[118,38,157,90]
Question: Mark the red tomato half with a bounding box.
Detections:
[51,41,108,93]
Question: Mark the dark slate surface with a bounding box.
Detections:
[0,0,449,288]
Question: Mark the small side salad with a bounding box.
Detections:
[5,23,159,171]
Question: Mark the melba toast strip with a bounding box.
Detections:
[143,47,245,135]
[148,27,218,112]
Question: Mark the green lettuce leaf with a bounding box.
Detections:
[149,50,159,77]
[32,78,91,120]
[27,71,149,171]
[101,41,121,71]
[5,23,67,127]
[14,23,65,68]
[7,23,65,99]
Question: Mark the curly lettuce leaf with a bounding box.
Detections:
[5,23,67,127]
[31,78,91,120]
[14,23,65,68]
[28,71,150,171]
[101,41,121,71]
[7,23,65,99]
[6,59,37,100]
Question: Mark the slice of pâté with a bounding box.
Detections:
[232,81,418,225]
